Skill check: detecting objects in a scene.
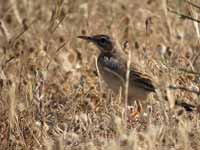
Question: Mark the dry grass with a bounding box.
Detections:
[0,0,200,149]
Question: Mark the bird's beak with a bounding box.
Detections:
[77,36,95,42]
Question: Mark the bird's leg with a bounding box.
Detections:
[136,100,143,113]
[130,100,143,118]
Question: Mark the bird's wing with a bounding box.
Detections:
[100,54,155,92]
[129,67,155,92]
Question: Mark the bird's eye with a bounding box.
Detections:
[99,38,107,44]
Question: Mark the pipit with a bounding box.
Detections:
[78,34,155,112]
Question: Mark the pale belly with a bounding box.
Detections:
[99,65,124,94]
[97,63,149,105]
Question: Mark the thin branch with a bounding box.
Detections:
[46,42,66,70]
[9,18,38,48]
[178,68,200,75]
[51,13,66,33]
[192,51,200,66]
[168,7,200,23]
[186,0,200,10]
[56,42,66,54]
[124,43,131,129]
[168,85,200,95]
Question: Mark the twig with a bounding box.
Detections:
[124,43,131,129]
[168,7,200,23]
[192,51,200,66]
[56,42,66,53]
[186,0,200,10]
[46,42,66,70]
[0,20,11,41]
[178,68,200,75]
[51,13,66,33]
[168,85,200,95]
[9,18,38,48]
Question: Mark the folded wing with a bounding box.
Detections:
[100,53,155,92]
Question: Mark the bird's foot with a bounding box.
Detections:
[127,106,142,119]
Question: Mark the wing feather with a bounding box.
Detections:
[100,53,155,92]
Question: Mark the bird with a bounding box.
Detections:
[77,34,156,112]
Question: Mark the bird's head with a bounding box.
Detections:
[77,34,115,53]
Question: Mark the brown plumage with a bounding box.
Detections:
[78,34,155,105]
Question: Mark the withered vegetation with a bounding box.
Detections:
[0,0,200,149]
